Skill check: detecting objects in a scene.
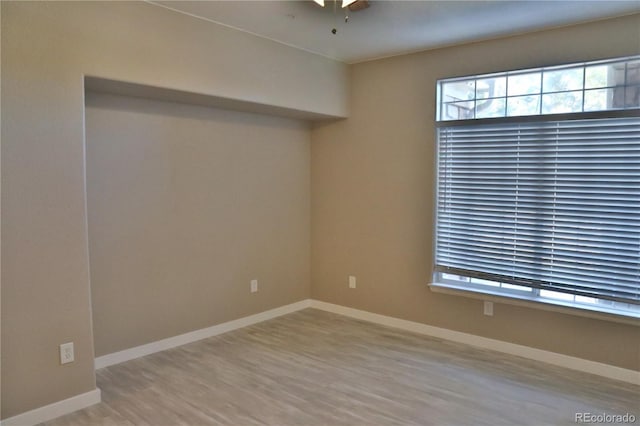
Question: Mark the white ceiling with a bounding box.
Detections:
[151,1,640,63]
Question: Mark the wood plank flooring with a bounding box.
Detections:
[44,309,639,425]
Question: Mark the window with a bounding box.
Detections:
[438,56,640,121]
[434,56,640,318]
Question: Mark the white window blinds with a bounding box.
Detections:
[435,117,640,305]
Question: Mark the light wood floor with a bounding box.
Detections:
[45,309,639,425]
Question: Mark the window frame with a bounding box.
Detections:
[432,56,640,320]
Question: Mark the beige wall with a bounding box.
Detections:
[1,1,347,419]
[2,0,640,421]
[86,93,310,356]
[311,14,640,371]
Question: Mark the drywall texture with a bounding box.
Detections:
[311,14,640,371]
[86,93,310,356]
[1,1,346,419]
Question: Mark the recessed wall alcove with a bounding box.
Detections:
[84,77,325,357]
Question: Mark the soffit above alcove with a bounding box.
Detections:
[84,76,347,122]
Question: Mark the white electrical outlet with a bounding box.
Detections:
[251,279,258,293]
[349,275,356,289]
[60,342,74,364]
[483,301,494,316]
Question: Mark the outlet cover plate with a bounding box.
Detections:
[483,301,494,316]
[349,276,356,289]
[60,342,74,364]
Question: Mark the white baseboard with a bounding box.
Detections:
[310,300,640,386]
[95,299,312,369]
[1,389,101,426]
[95,297,639,384]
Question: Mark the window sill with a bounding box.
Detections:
[429,282,640,326]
